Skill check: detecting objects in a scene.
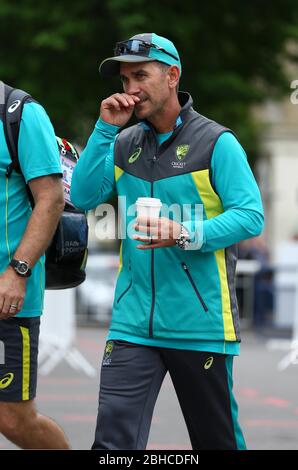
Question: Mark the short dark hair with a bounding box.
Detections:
[155,61,179,92]
[155,62,170,73]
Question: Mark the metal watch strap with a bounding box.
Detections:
[175,225,191,250]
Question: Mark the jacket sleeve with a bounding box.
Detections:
[70,119,120,210]
[183,132,264,252]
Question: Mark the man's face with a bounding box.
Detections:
[119,61,172,120]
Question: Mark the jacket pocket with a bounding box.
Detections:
[117,262,132,304]
[181,262,208,312]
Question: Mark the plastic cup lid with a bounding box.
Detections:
[136,197,162,207]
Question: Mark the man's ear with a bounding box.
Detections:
[168,65,180,89]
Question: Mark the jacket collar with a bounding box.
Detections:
[140,91,193,132]
[177,91,193,120]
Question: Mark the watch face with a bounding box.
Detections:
[17,262,28,274]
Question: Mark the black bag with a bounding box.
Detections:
[0,82,88,289]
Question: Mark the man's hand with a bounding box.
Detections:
[100,93,140,127]
[0,267,26,319]
[133,216,181,250]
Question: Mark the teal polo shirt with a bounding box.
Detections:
[0,101,62,317]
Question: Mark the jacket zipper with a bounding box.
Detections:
[181,262,208,312]
[117,261,132,303]
[148,125,179,338]
[148,155,157,338]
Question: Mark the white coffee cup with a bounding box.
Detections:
[135,197,162,219]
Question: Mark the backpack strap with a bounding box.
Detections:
[2,82,35,177]
[0,81,6,117]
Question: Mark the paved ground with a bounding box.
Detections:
[0,326,297,450]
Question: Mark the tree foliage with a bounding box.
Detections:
[1,0,297,161]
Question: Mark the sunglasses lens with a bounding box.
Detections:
[129,40,141,53]
[115,40,149,56]
[115,39,178,61]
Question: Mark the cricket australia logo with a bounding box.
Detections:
[102,341,114,366]
[176,144,189,161]
[128,147,142,164]
[172,144,189,169]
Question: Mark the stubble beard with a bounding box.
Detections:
[135,97,166,122]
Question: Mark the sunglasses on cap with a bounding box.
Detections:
[114,39,179,62]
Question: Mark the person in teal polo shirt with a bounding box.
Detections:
[71,33,264,450]
[0,82,69,449]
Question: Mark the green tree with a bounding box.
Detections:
[0,0,120,140]
[1,0,298,162]
[107,0,298,161]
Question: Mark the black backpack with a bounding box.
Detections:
[0,82,88,289]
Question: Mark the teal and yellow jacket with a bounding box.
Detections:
[71,92,264,354]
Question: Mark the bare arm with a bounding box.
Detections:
[0,175,64,318]
[14,175,64,265]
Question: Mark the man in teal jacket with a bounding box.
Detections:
[71,33,264,450]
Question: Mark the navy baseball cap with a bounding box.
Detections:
[99,33,182,77]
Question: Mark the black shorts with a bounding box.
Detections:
[0,316,40,402]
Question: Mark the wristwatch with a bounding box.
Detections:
[9,259,32,278]
[175,225,191,250]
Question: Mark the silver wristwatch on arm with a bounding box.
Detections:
[175,225,191,250]
[9,259,32,277]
